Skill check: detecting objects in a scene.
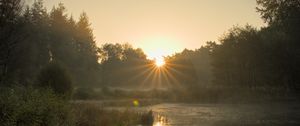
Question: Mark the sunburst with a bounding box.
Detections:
[155,57,165,67]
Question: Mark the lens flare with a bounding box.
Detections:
[155,57,165,67]
[133,100,139,107]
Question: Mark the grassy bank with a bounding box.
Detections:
[72,103,154,126]
[0,87,154,126]
[73,86,300,104]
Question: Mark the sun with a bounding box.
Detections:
[155,57,165,67]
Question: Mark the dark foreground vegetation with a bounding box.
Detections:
[0,87,154,126]
[1,0,300,125]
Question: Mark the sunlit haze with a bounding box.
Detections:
[155,57,165,67]
[27,0,265,58]
[2,0,300,125]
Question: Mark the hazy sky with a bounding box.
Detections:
[27,0,265,58]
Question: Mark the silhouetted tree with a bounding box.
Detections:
[165,49,198,89]
[6,0,50,85]
[0,0,24,84]
[208,0,300,96]
[257,0,300,91]
[98,43,124,86]
[256,0,300,28]
[98,43,150,87]
[3,1,102,88]
[73,12,100,87]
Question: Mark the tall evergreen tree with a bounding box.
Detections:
[0,0,23,84]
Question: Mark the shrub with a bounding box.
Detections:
[37,62,73,97]
[0,87,74,126]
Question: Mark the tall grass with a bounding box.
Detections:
[0,87,73,126]
[0,87,154,126]
[72,103,154,126]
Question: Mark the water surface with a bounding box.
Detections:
[145,103,300,126]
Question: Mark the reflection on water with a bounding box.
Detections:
[100,102,300,126]
[153,122,162,126]
[147,103,300,126]
[154,113,169,126]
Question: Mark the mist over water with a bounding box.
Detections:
[103,103,300,126]
[1,0,300,126]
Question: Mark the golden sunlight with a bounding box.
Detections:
[155,57,165,67]
[139,37,182,60]
[154,122,163,126]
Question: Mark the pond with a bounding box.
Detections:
[79,100,300,126]
[141,103,300,126]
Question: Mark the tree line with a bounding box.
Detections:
[0,0,211,91]
[1,0,100,89]
[0,0,299,100]
[208,0,300,95]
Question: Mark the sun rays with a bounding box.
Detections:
[118,57,186,90]
[155,57,165,67]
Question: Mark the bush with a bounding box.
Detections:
[37,62,73,97]
[0,87,74,126]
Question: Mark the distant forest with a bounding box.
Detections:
[1,0,299,100]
